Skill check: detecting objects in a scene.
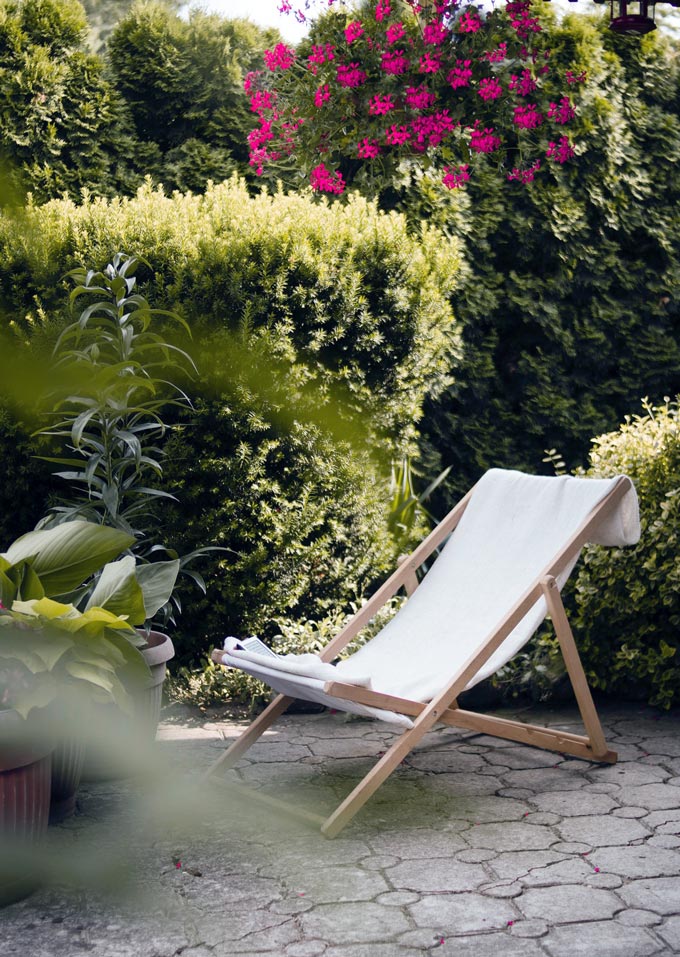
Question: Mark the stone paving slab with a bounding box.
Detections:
[2,700,680,957]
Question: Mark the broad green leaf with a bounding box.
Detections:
[86,556,146,625]
[4,521,134,596]
[135,560,180,618]
[64,661,115,695]
[11,673,58,719]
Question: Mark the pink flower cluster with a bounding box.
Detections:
[358,137,381,158]
[345,21,364,43]
[423,21,448,46]
[337,62,367,87]
[448,60,473,90]
[308,44,335,67]
[251,0,582,191]
[405,86,436,110]
[410,111,455,149]
[546,136,575,163]
[508,70,537,96]
[547,97,576,124]
[264,44,296,71]
[381,49,410,75]
[310,163,345,194]
[442,164,470,189]
[513,103,544,129]
[481,43,508,63]
[478,78,503,102]
[469,126,501,153]
[314,84,330,107]
[507,159,541,183]
[386,22,406,44]
[370,93,396,114]
[459,11,482,33]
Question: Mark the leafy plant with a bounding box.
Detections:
[0,520,176,718]
[36,252,219,627]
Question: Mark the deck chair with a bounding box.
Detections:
[207,468,640,837]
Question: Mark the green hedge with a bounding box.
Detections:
[570,399,680,708]
[417,17,680,505]
[0,179,462,660]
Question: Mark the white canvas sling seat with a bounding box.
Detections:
[215,469,640,728]
[208,468,640,837]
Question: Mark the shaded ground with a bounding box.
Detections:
[3,700,680,956]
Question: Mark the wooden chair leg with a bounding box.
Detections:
[321,706,444,838]
[541,577,615,761]
[202,693,294,780]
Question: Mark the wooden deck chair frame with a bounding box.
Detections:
[207,475,627,838]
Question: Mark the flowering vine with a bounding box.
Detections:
[247,0,585,194]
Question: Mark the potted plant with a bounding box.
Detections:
[1,520,180,824]
[0,518,171,901]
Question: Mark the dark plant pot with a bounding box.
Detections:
[0,708,52,906]
[81,631,175,782]
[49,736,85,824]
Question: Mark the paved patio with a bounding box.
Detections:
[3,699,680,956]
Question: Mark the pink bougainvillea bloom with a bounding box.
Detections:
[345,20,364,43]
[507,159,541,183]
[375,0,391,21]
[385,123,411,145]
[458,11,482,33]
[513,103,544,128]
[419,52,441,73]
[405,85,436,109]
[508,69,537,96]
[481,42,508,63]
[310,163,345,194]
[386,21,406,44]
[369,93,396,114]
[314,84,331,107]
[381,49,410,74]
[546,136,575,162]
[442,164,470,188]
[336,62,368,87]
[548,97,576,124]
[448,59,473,89]
[423,20,448,46]
[566,69,587,84]
[358,137,381,158]
[469,126,502,153]
[478,77,503,101]
[264,43,296,71]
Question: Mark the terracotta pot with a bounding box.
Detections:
[0,708,52,906]
[81,631,174,782]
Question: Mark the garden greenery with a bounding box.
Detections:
[0,179,461,660]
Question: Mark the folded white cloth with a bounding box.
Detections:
[221,636,373,688]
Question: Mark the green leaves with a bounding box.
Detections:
[4,521,134,597]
